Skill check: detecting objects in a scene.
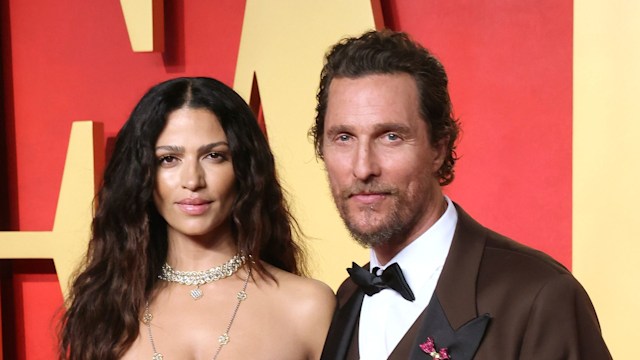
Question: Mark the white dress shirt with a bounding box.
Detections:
[358,196,457,360]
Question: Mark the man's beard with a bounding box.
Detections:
[333,181,425,248]
[344,205,413,248]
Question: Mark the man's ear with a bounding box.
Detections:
[431,136,449,173]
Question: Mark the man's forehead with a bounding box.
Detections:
[324,75,423,130]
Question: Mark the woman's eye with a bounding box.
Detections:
[206,152,227,161]
[158,155,178,165]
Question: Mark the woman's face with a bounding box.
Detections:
[153,107,236,242]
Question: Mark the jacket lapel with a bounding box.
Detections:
[409,204,492,359]
[437,204,488,327]
[409,295,490,360]
[320,280,364,360]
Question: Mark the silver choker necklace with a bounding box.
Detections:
[158,253,246,300]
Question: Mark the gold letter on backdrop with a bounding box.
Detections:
[0,121,103,297]
[233,0,381,288]
[120,0,164,52]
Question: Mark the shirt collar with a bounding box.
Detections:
[369,195,457,292]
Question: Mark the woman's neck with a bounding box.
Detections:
[165,229,238,270]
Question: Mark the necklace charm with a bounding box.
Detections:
[152,353,163,360]
[142,309,153,325]
[190,286,203,300]
[218,333,230,345]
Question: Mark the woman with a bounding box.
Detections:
[59,77,335,359]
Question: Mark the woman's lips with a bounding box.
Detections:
[176,199,212,215]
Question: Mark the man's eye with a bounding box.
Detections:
[386,133,399,141]
[337,134,351,142]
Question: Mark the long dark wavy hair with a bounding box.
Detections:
[310,29,460,185]
[58,77,305,359]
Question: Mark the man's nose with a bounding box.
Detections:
[352,142,381,181]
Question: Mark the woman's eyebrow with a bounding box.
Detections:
[198,141,229,153]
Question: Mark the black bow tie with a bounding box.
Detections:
[347,262,415,301]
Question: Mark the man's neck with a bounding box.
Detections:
[373,195,448,265]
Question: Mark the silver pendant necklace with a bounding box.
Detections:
[158,253,246,300]
[143,267,251,360]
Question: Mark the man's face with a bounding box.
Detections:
[322,73,445,249]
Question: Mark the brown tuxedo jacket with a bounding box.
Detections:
[321,204,611,359]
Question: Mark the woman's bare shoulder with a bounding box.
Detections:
[257,263,335,318]
[258,264,336,359]
[262,263,335,299]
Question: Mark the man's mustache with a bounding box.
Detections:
[339,182,399,199]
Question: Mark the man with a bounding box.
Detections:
[312,30,611,359]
